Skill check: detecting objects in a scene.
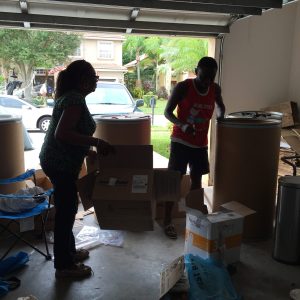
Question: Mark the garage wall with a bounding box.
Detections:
[215,2,299,115]
[288,2,300,103]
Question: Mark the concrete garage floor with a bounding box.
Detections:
[1,129,299,299]
[1,215,299,300]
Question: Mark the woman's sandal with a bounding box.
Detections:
[74,249,89,262]
[164,224,177,239]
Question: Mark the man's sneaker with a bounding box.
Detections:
[55,263,92,279]
[164,224,177,239]
[74,249,89,262]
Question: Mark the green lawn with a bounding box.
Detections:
[139,99,171,158]
[151,125,171,158]
[139,99,167,115]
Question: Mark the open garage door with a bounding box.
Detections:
[0,0,289,37]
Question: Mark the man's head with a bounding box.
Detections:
[195,57,218,85]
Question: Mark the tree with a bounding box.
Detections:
[143,36,169,91]
[122,36,146,88]
[0,29,81,98]
[160,38,208,74]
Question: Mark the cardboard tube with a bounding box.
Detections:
[94,115,151,145]
[213,118,281,240]
[0,116,25,194]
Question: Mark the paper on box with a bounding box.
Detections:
[160,256,185,298]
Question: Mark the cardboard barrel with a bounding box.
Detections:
[0,115,25,194]
[213,118,281,240]
[94,114,151,145]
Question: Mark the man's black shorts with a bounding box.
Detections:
[168,141,209,176]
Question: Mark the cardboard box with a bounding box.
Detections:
[78,145,181,231]
[184,189,255,265]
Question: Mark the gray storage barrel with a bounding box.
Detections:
[213,117,282,240]
[93,114,151,145]
[0,115,25,194]
[227,110,283,121]
[273,176,300,264]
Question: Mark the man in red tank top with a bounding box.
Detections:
[164,56,225,239]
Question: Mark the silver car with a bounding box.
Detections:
[47,82,144,116]
[85,82,144,115]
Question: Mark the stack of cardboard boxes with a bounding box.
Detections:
[78,145,181,231]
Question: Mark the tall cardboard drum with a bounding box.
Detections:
[0,115,25,194]
[213,118,281,240]
[94,114,151,145]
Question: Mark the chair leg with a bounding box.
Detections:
[0,221,52,261]
[0,232,21,261]
[40,214,52,260]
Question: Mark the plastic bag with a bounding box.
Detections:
[75,226,124,250]
[0,186,45,213]
[184,254,241,300]
[0,251,29,277]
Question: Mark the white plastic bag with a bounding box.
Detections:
[0,187,45,213]
[75,225,124,250]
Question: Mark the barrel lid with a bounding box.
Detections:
[227,111,283,121]
[279,176,300,188]
[93,113,151,122]
[217,117,281,128]
[0,114,22,123]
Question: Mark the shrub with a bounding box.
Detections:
[143,92,158,107]
[32,96,46,106]
[132,87,144,99]
[143,80,154,93]
[157,86,169,100]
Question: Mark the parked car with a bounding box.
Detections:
[47,82,144,115]
[0,95,52,132]
[1,83,144,132]
[85,82,144,115]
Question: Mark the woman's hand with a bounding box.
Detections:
[96,139,115,156]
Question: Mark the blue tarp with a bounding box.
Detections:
[184,254,241,300]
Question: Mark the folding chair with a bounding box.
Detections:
[0,169,53,261]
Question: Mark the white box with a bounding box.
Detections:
[184,189,255,265]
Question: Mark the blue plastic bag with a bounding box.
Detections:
[184,254,241,300]
[0,251,29,277]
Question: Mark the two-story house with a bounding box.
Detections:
[70,32,127,83]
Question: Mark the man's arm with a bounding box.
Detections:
[215,83,225,119]
[164,81,187,128]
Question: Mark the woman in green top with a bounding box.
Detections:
[40,60,114,279]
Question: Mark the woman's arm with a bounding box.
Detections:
[55,105,113,155]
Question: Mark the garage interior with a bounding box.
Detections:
[0,1,300,299]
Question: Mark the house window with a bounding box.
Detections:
[74,46,82,57]
[70,44,83,57]
[98,41,114,59]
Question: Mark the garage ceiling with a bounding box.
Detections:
[0,0,291,37]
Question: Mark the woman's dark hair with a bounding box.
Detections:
[197,56,218,70]
[55,60,95,99]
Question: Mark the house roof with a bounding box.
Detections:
[0,1,291,38]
